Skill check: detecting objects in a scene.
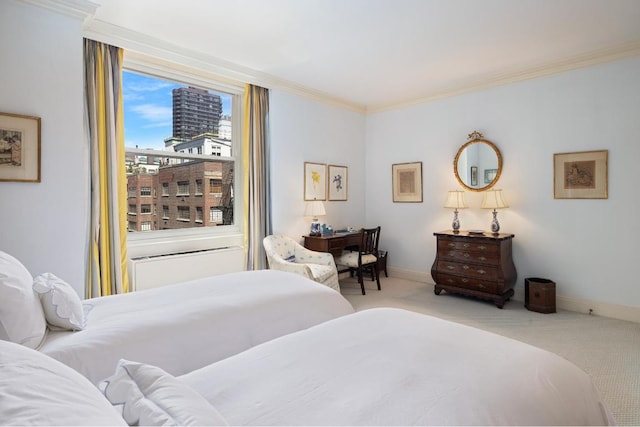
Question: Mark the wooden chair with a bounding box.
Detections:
[335,227,381,295]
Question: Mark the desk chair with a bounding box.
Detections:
[263,234,340,291]
[335,227,381,295]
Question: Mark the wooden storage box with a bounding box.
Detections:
[525,278,556,314]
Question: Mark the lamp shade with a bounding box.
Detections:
[304,200,326,218]
[481,189,509,209]
[444,190,468,209]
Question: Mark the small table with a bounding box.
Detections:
[303,232,361,258]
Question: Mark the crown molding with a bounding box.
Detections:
[83,19,367,114]
[368,40,640,114]
[16,0,98,21]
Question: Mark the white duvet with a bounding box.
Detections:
[39,270,354,384]
[181,307,615,426]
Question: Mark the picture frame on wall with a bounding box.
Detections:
[392,161,423,203]
[553,150,608,199]
[304,162,327,200]
[328,164,348,201]
[484,168,497,184]
[0,112,41,183]
[470,166,478,186]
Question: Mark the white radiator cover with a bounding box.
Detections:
[129,246,245,291]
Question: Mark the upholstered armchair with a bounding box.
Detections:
[263,234,340,292]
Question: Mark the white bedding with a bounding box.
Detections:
[181,307,614,426]
[39,270,354,384]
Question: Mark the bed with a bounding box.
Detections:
[0,308,614,426]
[179,308,614,426]
[0,251,354,384]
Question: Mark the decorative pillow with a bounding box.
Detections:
[33,273,85,331]
[99,359,228,426]
[0,340,127,426]
[285,254,296,263]
[0,251,47,348]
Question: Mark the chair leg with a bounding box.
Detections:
[357,267,365,295]
[374,264,381,291]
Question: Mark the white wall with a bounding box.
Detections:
[0,1,88,294]
[365,56,640,311]
[269,91,366,242]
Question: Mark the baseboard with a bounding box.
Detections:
[386,267,640,324]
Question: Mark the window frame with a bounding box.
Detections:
[123,54,244,259]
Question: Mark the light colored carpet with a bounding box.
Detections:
[340,275,640,426]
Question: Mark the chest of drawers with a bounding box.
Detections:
[431,231,517,308]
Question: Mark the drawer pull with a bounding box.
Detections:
[478,284,485,289]
[447,265,456,270]
[478,245,487,251]
[461,278,469,283]
[446,279,454,283]
[463,253,470,258]
[478,256,487,261]
[477,269,486,275]
[462,265,470,270]
[463,243,470,248]
[447,243,455,247]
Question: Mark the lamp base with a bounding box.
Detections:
[310,221,321,236]
[452,209,460,232]
[491,210,500,233]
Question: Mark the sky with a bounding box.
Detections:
[123,71,232,151]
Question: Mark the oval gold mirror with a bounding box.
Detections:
[454,131,502,192]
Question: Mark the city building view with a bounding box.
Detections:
[125,77,234,232]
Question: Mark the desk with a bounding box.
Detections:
[303,232,361,258]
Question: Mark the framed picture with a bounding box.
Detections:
[304,162,326,200]
[470,166,478,186]
[328,164,348,201]
[0,112,41,183]
[554,150,608,199]
[484,168,497,184]
[392,161,423,203]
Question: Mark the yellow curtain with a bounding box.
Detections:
[83,39,129,297]
[243,84,272,270]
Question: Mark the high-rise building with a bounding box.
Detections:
[172,87,222,140]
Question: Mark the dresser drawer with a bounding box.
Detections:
[436,272,498,294]
[438,238,499,256]
[441,249,498,265]
[436,260,498,280]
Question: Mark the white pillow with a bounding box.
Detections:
[33,272,85,331]
[0,251,47,348]
[0,339,127,426]
[99,359,228,426]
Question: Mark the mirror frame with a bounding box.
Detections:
[453,136,503,192]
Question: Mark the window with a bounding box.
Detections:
[177,206,190,221]
[122,57,243,259]
[177,181,190,196]
[128,204,136,214]
[141,221,152,231]
[210,208,223,223]
[209,179,222,195]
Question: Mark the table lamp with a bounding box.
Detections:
[481,189,509,233]
[444,190,467,232]
[304,200,326,236]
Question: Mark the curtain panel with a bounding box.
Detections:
[83,39,129,298]
[243,84,272,270]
